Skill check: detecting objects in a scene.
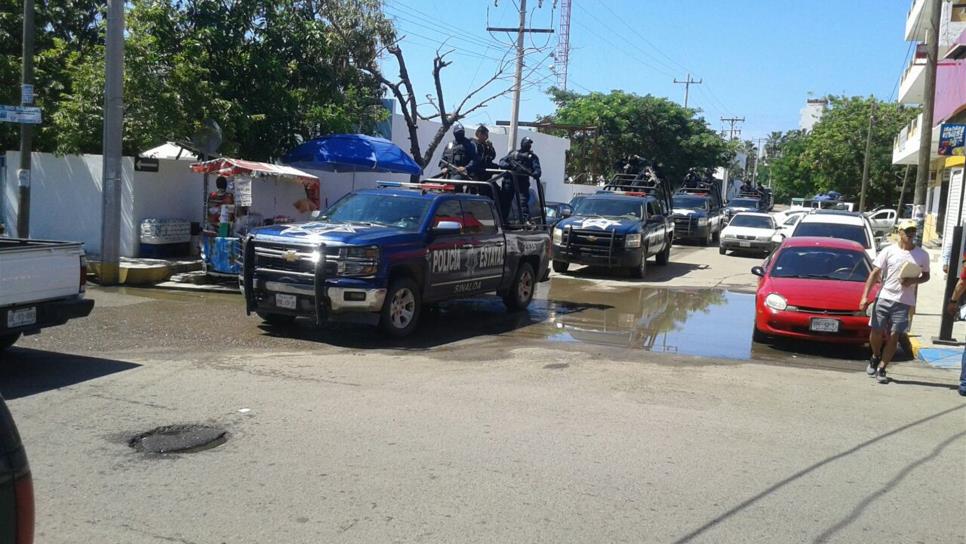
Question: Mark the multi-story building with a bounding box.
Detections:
[893,0,966,249]
[799,98,828,132]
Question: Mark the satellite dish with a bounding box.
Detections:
[192,119,223,157]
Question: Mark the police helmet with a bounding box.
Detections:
[520,136,534,152]
[453,123,465,137]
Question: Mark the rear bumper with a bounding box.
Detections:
[756,308,870,344]
[1,296,94,335]
[552,245,643,268]
[721,239,774,252]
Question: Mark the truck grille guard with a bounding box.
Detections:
[564,224,620,266]
[242,236,328,326]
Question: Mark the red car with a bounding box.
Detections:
[752,237,878,344]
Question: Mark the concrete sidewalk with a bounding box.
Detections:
[908,246,966,368]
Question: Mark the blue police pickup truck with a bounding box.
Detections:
[551,184,674,278]
[241,180,551,337]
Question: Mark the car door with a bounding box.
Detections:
[458,198,506,294]
[426,199,467,300]
[644,199,664,253]
[780,213,802,238]
[868,209,896,235]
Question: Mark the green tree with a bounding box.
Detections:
[768,96,918,208]
[541,89,733,186]
[3,0,393,160]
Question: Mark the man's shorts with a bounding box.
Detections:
[870,298,912,334]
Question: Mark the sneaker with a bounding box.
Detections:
[866,357,880,376]
[876,368,889,384]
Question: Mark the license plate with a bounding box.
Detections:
[7,306,37,328]
[739,241,752,248]
[810,318,840,333]
[275,294,297,310]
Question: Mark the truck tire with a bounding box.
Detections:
[381,277,421,337]
[257,312,296,326]
[719,246,727,255]
[631,253,648,278]
[503,262,536,311]
[0,333,20,352]
[656,239,671,266]
[552,260,569,274]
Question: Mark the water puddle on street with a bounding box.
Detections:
[516,279,757,360]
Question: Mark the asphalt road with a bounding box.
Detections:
[3,245,964,543]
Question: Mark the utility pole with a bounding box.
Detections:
[897,164,913,217]
[99,0,124,285]
[859,102,877,213]
[673,74,702,109]
[913,0,942,246]
[720,116,745,140]
[488,0,553,153]
[752,138,765,188]
[16,0,35,238]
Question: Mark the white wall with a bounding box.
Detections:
[3,152,201,257]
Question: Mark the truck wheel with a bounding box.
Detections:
[504,262,536,311]
[656,239,671,266]
[257,312,296,326]
[381,278,421,337]
[552,260,569,274]
[0,333,21,352]
[631,253,648,278]
[719,246,727,255]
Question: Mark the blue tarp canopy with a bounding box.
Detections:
[282,134,422,176]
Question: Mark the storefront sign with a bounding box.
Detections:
[235,176,253,206]
[0,105,41,124]
[939,124,966,156]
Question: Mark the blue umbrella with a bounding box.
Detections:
[282,134,422,176]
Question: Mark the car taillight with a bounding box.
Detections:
[15,474,33,544]
[79,255,88,293]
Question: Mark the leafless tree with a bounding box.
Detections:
[369,42,515,174]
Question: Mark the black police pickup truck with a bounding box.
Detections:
[551,183,674,278]
[242,179,551,338]
[672,180,725,246]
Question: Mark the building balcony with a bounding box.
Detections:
[893,113,941,165]
[898,44,928,104]
[906,0,938,42]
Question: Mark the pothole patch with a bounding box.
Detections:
[129,424,228,454]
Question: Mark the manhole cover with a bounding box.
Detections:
[129,424,227,454]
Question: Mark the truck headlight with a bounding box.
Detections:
[764,293,788,311]
[345,246,379,260]
[337,245,379,277]
[625,233,642,248]
[553,228,563,246]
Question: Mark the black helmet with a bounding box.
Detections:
[520,137,533,152]
[453,123,465,137]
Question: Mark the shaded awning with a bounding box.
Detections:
[190,158,319,185]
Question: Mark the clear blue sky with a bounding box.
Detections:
[381,0,915,140]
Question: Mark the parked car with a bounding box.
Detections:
[752,237,877,344]
[775,209,809,239]
[0,394,34,543]
[726,197,765,216]
[719,213,781,256]
[552,190,673,278]
[791,210,878,261]
[1,238,95,351]
[543,202,573,227]
[242,179,551,338]
[866,207,898,237]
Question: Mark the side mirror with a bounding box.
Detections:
[310,210,323,220]
[751,266,765,277]
[432,220,462,236]
[560,207,573,218]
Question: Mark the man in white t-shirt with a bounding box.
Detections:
[859,220,931,384]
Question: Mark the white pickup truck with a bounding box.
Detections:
[0,239,94,351]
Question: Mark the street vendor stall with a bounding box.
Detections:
[190,157,320,276]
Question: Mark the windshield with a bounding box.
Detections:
[574,198,642,219]
[729,215,774,229]
[673,196,709,210]
[320,193,431,231]
[730,198,759,208]
[793,222,869,248]
[771,248,871,282]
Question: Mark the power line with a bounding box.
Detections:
[593,0,690,76]
[572,3,676,78]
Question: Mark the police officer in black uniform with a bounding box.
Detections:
[438,123,478,182]
[499,136,541,223]
[472,125,497,181]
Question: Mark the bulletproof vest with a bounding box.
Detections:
[478,140,496,163]
[450,140,469,166]
[513,150,534,169]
